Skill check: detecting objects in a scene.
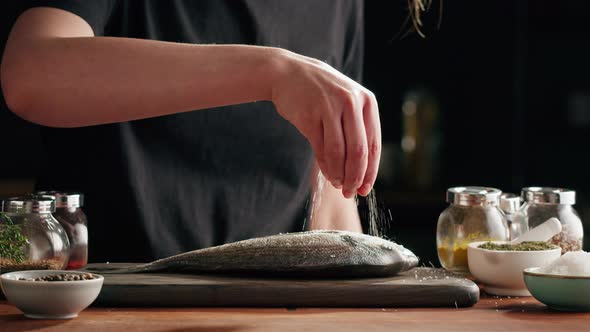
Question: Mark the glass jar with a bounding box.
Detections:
[513,187,583,253]
[500,193,523,240]
[38,192,88,269]
[437,187,509,273]
[0,196,70,272]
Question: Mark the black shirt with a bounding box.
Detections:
[23,0,364,262]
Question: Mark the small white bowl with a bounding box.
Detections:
[0,270,103,319]
[467,241,561,296]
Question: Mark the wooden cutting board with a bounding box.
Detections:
[85,264,480,308]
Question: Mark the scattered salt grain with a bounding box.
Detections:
[538,251,590,276]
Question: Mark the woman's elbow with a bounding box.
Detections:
[1,63,38,122]
[1,71,66,128]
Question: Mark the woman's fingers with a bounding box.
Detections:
[358,91,381,196]
[341,92,368,198]
[315,89,379,197]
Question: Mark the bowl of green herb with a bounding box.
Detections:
[467,241,561,296]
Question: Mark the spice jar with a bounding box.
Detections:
[513,187,583,253]
[500,193,523,240]
[437,187,509,273]
[37,192,88,269]
[0,196,70,272]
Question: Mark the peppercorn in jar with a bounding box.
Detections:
[513,187,583,253]
[37,192,88,269]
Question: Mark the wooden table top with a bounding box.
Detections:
[1,296,589,332]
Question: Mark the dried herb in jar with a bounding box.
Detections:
[0,212,28,264]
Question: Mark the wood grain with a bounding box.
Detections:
[84,265,479,307]
[1,296,589,332]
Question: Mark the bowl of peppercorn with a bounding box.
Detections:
[467,241,561,297]
[0,270,103,319]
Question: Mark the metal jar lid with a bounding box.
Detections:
[36,191,84,208]
[1,196,56,214]
[446,187,502,206]
[500,193,521,214]
[521,187,576,205]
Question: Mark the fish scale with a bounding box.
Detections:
[89,230,419,278]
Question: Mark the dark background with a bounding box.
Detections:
[1,1,589,265]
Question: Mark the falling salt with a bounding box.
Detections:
[305,171,392,239]
[366,189,393,238]
[305,170,327,231]
[454,301,458,309]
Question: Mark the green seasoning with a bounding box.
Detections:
[0,212,28,263]
[478,241,558,251]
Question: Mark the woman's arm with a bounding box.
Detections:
[1,7,381,198]
[1,7,277,127]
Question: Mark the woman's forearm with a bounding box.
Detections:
[1,9,278,127]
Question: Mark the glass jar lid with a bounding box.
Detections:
[521,187,576,204]
[1,196,56,213]
[36,191,84,208]
[500,193,521,214]
[446,187,502,206]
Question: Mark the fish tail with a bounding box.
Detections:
[85,263,159,274]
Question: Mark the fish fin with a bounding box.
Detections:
[339,234,359,247]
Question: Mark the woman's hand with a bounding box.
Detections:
[270,49,381,198]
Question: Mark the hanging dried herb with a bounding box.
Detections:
[0,212,28,263]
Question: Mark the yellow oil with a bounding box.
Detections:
[437,245,469,272]
[437,233,495,273]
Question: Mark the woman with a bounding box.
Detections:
[1,0,379,262]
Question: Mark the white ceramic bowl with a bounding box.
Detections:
[0,270,103,319]
[467,241,561,296]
